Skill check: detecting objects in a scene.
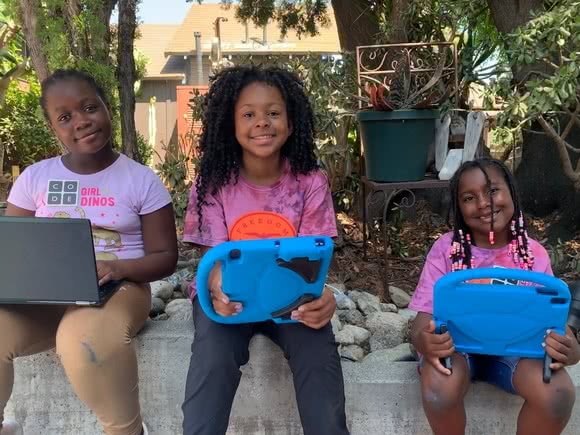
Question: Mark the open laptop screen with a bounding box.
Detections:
[0,217,102,304]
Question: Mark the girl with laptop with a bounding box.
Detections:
[0,69,177,435]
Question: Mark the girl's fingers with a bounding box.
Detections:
[544,335,571,355]
[544,344,569,365]
[550,361,566,371]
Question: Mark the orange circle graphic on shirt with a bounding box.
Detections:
[229,211,297,241]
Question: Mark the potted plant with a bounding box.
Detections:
[357,43,455,182]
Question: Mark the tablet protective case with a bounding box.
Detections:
[433,268,570,358]
[196,236,333,324]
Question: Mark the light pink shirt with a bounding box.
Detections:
[409,231,553,314]
[8,154,171,260]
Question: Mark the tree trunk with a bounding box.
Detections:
[389,0,410,43]
[486,0,548,82]
[331,0,381,52]
[18,0,49,82]
[515,121,580,240]
[64,0,89,59]
[486,0,543,34]
[93,0,118,66]
[117,0,140,162]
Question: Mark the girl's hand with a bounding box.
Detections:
[416,320,455,376]
[96,260,125,286]
[544,326,580,370]
[208,262,242,317]
[291,288,336,329]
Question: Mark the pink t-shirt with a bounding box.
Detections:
[183,162,337,297]
[8,154,172,260]
[409,231,553,314]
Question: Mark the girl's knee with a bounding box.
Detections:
[56,316,129,366]
[422,381,465,413]
[535,379,576,421]
[420,360,470,414]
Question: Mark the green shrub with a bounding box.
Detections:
[0,78,61,172]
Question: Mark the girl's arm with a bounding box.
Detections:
[97,204,178,285]
[5,203,35,217]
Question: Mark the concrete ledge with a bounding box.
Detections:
[6,320,580,434]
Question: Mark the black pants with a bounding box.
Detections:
[182,298,350,435]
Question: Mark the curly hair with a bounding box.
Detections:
[448,158,534,271]
[195,64,319,229]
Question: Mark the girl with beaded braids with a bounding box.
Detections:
[408,158,578,435]
[181,65,349,435]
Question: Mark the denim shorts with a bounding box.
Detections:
[419,353,520,395]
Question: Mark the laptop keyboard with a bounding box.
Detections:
[99,280,122,299]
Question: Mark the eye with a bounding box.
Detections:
[57,114,70,123]
[269,111,280,117]
[462,195,474,202]
[84,104,98,112]
[242,112,253,119]
[489,187,500,195]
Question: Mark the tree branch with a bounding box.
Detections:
[537,115,580,189]
[18,0,49,82]
[561,105,580,141]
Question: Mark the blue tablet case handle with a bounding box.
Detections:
[196,236,333,324]
[433,268,570,383]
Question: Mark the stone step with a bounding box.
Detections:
[6,320,580,434]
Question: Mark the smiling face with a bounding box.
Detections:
[457,165,515,248]
[44,79,113,155]
[234,81,292,162]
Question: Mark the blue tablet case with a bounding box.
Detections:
[196,236,333,324]
[433,268,570,359]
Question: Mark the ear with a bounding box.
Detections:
[288,120,294,135]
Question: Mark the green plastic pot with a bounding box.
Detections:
[357,109,439,182]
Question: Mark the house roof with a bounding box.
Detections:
[135,24,185,80]
[164,3,341,56]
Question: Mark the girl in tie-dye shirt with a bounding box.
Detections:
[181,65,349,435]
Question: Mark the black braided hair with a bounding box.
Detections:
[40,69,110,122]
[195,65,318,230]
[448,158,534,271]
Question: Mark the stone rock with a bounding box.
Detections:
[339,345,365,362]
[335,325,370,346]
[166,269,194,287]
[336,310,349,323]
[350,290,381,315]
[179,279,192,297]
[343,309,365,327]
[172,290,185,300]
[165,299,193,321]
[362,343,415,364]
[331,313,342,336]
[365,312,409,352]
[398,308,418,322]
[335,293,356,311]
[152,313,169,321]
[150,280,174,301]
[150,297,166,316]
[389,286,411,308]
[380,303,398,313]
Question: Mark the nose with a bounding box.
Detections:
[476,193,491,209]
[254,113,270,128]
[74,113,92,130]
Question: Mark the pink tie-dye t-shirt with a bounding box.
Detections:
[409,231,553,314]
[7,154,172,260]
[183,161,337,297]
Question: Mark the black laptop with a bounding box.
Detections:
[0,216,119,305]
